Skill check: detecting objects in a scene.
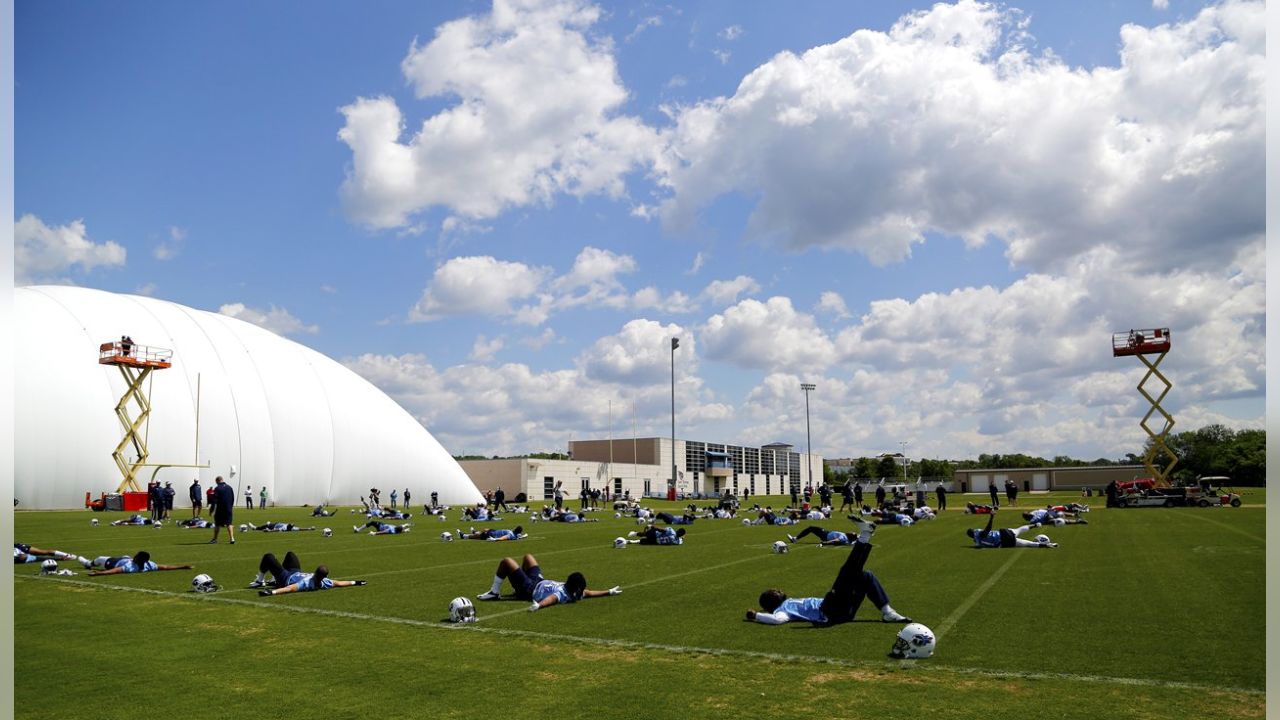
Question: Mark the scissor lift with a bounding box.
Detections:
[99,339,173,493]
[1112,328,1177,484]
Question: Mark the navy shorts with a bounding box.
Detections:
[508,565,544,600]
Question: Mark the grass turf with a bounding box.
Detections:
[14,493,1266,719]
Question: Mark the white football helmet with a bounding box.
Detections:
[636,518,646,525]
[322,528,333,537]
[91,518,99,526]
[449,596,477,623]
[238,524,248,532]
[1052,517,1066,527]
[40,559,58,574]
[438,514,447,522]
[154,521,163,529]
[191,574,220,593]
[441,531,453,542]
[890,622,936,659]
[742,518,751,525]
[614,537,628,549]
[772,540,789,554]
[1035,534,1051,545]
[614,512,621,519]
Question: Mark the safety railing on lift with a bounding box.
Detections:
[98,341,174,368]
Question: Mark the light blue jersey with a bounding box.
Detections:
[113,559,159,573]
[488,529,516,541]
[974,530,1003,548]
[284,571,335,591]
[822,531,850,545]
[1026,509,1054,524]
[778,597,826,623]
[531,579,574,604]
[655,528,683,545]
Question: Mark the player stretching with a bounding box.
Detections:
[747,519,911,626]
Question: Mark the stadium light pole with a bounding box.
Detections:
[899,440,909,485]
[801,383,816,490]
[670,337,679,497]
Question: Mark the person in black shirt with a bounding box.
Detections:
[210,476,237,545]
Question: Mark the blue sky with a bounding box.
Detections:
[15,0,1264,462]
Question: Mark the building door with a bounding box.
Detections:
[970,474,989,493]
[1031,473,1049,491]
[613,477,622,497]
[543,477,555,500]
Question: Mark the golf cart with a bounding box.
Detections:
[1184,477,1242,508]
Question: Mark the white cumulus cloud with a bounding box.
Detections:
[14,214,126,285]
[410,255,552,322]
[219,303,320,336]
[339,0,659,229]
[654,0,1263,275]
[700,296,837,372]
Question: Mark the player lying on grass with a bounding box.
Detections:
[786,526,851,546]
[177,518,214,529]
[1022,507,1088,527]
[912,505,937,520]
[967,512,1057,548]
[546,509,598,523]
[750,508,796,526]
[1051,503,1089,513]
[14,543,82,564]
[853,508,914,526]
[654,511,696,525]
[476,553,621,611]
[457,526,526,541]
[251,551,367,595]
[311,504,337,517]
[964,502,996,514]
[246,521,317,532]
[110,514,157,526]
[84,551,193,575]
[356,520,412,535]
[624,526,686,545]
[464,504,499,521]
[747,519,911,626]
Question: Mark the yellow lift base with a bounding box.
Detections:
[1112,328,1178,484]
[98,340,173,493]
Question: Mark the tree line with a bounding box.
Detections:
[825,425,1265,486]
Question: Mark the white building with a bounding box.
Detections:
[460,437,822,502]
[15,286,483,509]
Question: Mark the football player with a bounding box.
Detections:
[251,551,367,595]
[624,526,685,545]
[457,526,526,541]
[14,543,82,565]
[84,551,193,575]
[967,511,1058,548]
[786,526,851,546]
[747,519,911,626]
[475,553,620,611]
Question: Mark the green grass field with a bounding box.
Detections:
[14,493,1266,720]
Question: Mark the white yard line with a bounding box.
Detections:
[1171,510,1265,544]
[15,574,1262,696]
[931,550,1022,642]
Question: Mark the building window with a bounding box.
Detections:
[543,477,555,500]
[613,477,622,497]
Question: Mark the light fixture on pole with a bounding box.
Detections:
[670,337,680,497]
[899,440,909,485]
[801,383,816,491]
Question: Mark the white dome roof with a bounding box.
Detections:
[16,286,482,509]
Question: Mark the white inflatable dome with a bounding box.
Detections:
[16,285,483,509]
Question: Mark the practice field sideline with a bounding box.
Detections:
[14,494,1265,720]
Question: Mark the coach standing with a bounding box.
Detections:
[210,476,236,545]
[190,479,202,518]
